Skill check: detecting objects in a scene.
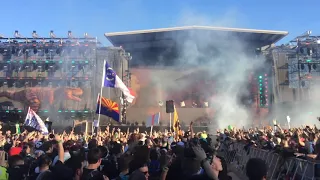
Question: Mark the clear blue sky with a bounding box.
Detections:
[2,0,319,46]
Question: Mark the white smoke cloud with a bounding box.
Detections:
[161,10,266,131]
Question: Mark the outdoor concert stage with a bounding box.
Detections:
[104,26,289,124]
[0,27,288,126]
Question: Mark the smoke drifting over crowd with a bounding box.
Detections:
[145,12,266,131]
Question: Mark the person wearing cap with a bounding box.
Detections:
[9,147,22,157]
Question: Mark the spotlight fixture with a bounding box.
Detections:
[49,30,56,38]
[32,30,39,38]
[14,30,22,38]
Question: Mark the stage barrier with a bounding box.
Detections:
[221,143,320,180]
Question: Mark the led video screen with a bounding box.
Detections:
[0,83,93,112]
[0,59,95,113]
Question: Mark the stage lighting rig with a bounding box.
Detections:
[68,31,73,38]
[14,30,22,38]
[285,31,320,92]
[50,30,56,38]
[32,31,39,38]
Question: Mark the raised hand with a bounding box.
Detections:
[55,134,63,142]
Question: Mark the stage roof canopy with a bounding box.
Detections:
[105,26,288,51]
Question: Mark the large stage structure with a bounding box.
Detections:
[0,31,98,123]
[269,31,320,120]
[0,26,290,126]
[105,26,289,125]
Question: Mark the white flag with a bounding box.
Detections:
[103,61,135,103]
[24,107,48,134]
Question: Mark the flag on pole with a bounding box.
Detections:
[103,61,135,103]
[96,95,120,122]
[146,112,160,127]
[24,107,48,134]
[173,107,180,133]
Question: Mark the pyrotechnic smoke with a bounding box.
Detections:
[177,32,265,131]
[147,10,266,132]
[272,81,320,128]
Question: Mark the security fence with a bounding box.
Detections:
[221,143,320,180]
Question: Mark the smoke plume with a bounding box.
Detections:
[147,10,266,131]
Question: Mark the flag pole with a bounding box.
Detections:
[150,125,153,136]
[97,60,106,127]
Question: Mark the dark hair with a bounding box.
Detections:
[38,154,52,168]
[23,142,34,150]
[8,155,24,168]
[87,148,102,164]
[63,140,74,151]
[97,146,108,158]
[110,142,122,155]
[88,139,98,150]
[118,154,132,172]
[65,155,84,177]
[246,158,267,180]
[41,141,53,152]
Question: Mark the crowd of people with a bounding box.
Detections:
[220,122,320,179]
[0,120,318,180]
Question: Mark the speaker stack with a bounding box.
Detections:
[166,100,174,113]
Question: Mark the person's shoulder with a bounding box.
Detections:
[54,160,64,166]
[52,155,58,162]
[81,168,104,180]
